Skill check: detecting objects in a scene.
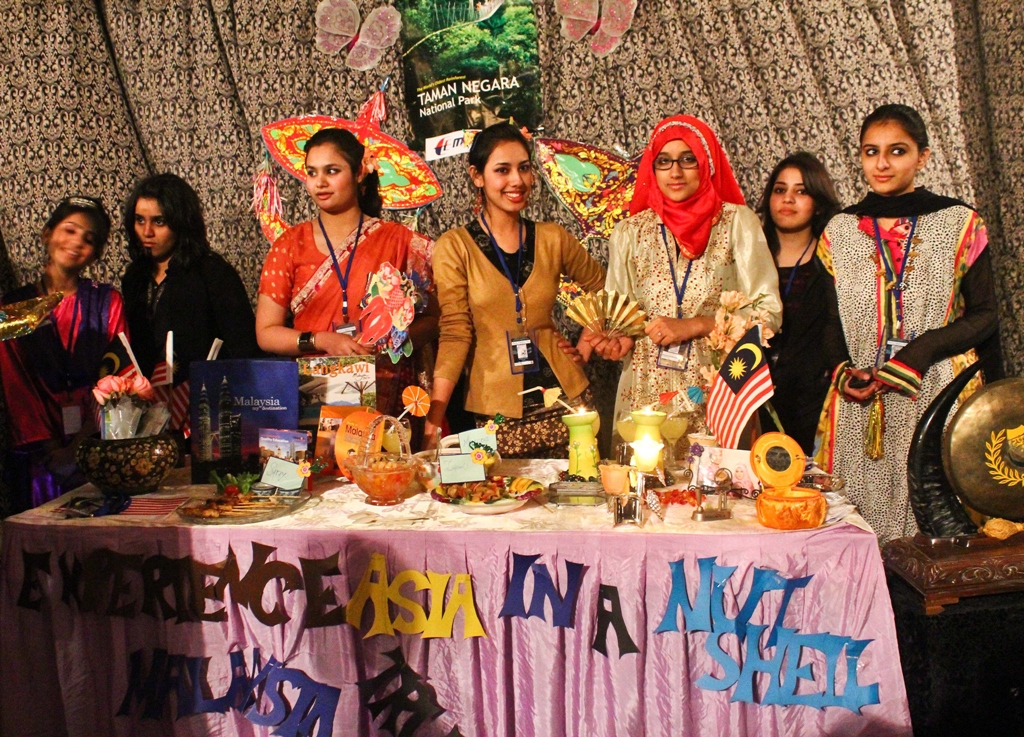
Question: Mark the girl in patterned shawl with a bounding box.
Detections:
[256,127,438,421]
[0,197,126,512]
[586,115,782,435]
[817,104,999,543]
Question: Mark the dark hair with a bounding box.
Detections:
[756,151,841,257]
[467,122,531,172]
[124,173,210,270]
[859,104,929,151]
[303,128,382,218]
[44,196,111,258]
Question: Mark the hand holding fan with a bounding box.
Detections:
[557,278,647,339]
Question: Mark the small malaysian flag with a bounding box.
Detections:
[119,494,190,517]
[705,326,774,449]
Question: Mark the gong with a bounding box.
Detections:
[944,378,1024,521]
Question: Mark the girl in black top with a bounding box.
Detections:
[121,173,259,381]
[756,152,843,454]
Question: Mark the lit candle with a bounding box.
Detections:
[630,436,664,473]
[630,406,666,445]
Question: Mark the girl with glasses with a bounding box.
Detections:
[587,115,781,438]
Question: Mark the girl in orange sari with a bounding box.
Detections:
[256,128,437,419]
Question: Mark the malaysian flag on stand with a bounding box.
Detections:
[706,326,774,449]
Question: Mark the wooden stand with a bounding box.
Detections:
[883,532,1024,614]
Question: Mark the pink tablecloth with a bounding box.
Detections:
[0,470,912,737]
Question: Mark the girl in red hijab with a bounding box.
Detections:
[589,115,782,440]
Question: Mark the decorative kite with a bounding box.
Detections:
[533,137,639,241]
[252,84,443,243]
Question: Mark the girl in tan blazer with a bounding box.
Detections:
[424,123,605,457]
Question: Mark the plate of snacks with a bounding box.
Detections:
[178,492,313,524]
[177,470,314,524]
[431,476,545,514]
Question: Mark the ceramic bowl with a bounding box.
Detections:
[76,433,179,496]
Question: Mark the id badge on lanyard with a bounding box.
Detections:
[333,322,358,338]
[507,330,540,374]
[481,213,538,374]
[61,398,82,437]
[657,341,692,371]
[874,217,916,365]
[658,224,694,372]
[318,214,363,328]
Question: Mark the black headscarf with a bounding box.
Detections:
[842,187,973,218]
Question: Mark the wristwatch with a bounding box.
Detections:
[297,331,317,354]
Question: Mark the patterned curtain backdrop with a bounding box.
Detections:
[0,0,1021,371]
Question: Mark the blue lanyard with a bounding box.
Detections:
[661,225,694,318]
[480,212,526,325]
[782,237,816,298]
[872,216,917,333]
[317,214,363,323]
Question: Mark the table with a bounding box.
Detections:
[0,461,912,736]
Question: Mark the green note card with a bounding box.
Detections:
[439,453,486,484]
[262,457,304,491]
[459,427,496,454]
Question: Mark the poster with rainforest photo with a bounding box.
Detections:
[397,0,542,153]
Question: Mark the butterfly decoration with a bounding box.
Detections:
[533,137,640,241]
[554,0,638,57]
[314,0,402,70]
[252,83,443,243]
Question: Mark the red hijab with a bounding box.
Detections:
[630,115,746,259]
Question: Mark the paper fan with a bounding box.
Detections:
[253,84,443,242]
[534,137,639,240]
[564,289,647,339]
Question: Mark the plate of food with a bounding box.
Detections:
[178,492,314,524]
[431,476,545,514]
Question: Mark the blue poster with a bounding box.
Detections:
[190,359,299,483]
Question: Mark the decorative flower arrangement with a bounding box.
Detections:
[92,375,169,440]
[698,291,774,388]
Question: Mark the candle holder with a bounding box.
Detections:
[561,409,600,481]
[611,436,666,527]
[691,469,733,521]
[630,407,667,444]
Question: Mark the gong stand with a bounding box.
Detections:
[883,534,1024,615]
[883,368,1024,614]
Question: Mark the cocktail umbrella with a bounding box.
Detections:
[253,83,443,243]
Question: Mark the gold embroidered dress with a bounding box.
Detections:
[605,203,782,427]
